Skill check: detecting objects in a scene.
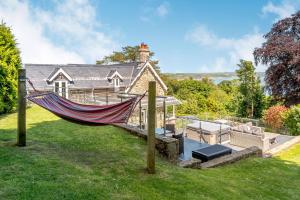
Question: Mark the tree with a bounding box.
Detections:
[218,80,240,114]
[236,60,265,118]
[207,89,230,114]
[218,80,236,94]
[263,105,288,129]
[283,104,300,135]
[166,77,234,117]
[96,45,160,72]
[254,11,300,106]
[0,22,22,114]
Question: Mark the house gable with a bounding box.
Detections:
[107,70,123,80]
[125,62,167,95]
[47,68,73,82]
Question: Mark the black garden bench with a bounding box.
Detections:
[192,144,232,162]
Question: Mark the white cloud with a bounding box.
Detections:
[185,25,266,72]
[200,57,227,73]
[262,1,298,21]
[185,25,216,46]
[156,2,169,17]
[140,1,170,22]
[0,0,117,64]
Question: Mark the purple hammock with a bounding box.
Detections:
[27,92,143,125]
[26,79,144,125]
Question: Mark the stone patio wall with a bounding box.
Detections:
[115,124,179,162]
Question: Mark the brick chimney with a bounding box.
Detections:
[139,43,150,63]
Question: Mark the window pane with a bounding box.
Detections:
[55,82,59,93]
[61,82,66,98]
[114,78,119,87]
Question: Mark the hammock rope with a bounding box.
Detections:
[26,79,146,125]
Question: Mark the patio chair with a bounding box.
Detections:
[166,123,176,133]
[172,133,184,154]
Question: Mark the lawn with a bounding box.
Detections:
[0,106,299,200]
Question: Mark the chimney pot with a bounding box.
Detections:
[139,43,150,63]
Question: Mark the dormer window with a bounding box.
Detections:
[47,68,72,99]
[107,70,123,88]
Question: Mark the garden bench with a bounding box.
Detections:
[192,144,232,162]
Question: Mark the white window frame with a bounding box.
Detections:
[113,78,120,87]
[142,109,147,125]
[54,81,68,99]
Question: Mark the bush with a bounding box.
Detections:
[263,105,288,129]
[283,105,300,136]
[0,22,22,114]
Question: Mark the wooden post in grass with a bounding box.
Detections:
[17,68,26,146]
[147,81,156,174]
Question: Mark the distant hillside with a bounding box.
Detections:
[163,72,265,85]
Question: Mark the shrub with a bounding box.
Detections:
[283,105,300,136]
[263,105,288,129]
[0,22,22,114]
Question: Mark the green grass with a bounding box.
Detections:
[0,106,299,200]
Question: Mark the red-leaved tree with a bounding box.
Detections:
[263,105,288,129]
[254,11,300,106]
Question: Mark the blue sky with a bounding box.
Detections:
[1,0,300,72]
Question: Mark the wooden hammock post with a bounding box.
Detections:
[17,68,26,146]
[147,81,156,174]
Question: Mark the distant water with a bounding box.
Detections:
[210,76,265,86]
[210,77,238,84]
[166,72,266,86]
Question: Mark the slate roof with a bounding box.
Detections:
[46,67,60,80]
[107,69,117,78]
[25,63,143,90]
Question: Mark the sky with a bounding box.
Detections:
[0,0,300,73]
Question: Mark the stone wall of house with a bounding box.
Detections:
[125,66,167,128]
[128,106,165,129]
[129,68,165,96]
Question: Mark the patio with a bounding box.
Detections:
[179,138,210,160]
[165,117,300,161]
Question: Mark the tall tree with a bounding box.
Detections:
[96,45,160,72]
[218,80,236,94]
[0,22,22,114]
[254,11,300,106]
[236,60,265,118]
[218,80,241,114]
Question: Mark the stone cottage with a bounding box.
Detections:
[25,43,180,128]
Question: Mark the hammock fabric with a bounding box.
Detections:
[27,92,142,125]
[26,79,144,125]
